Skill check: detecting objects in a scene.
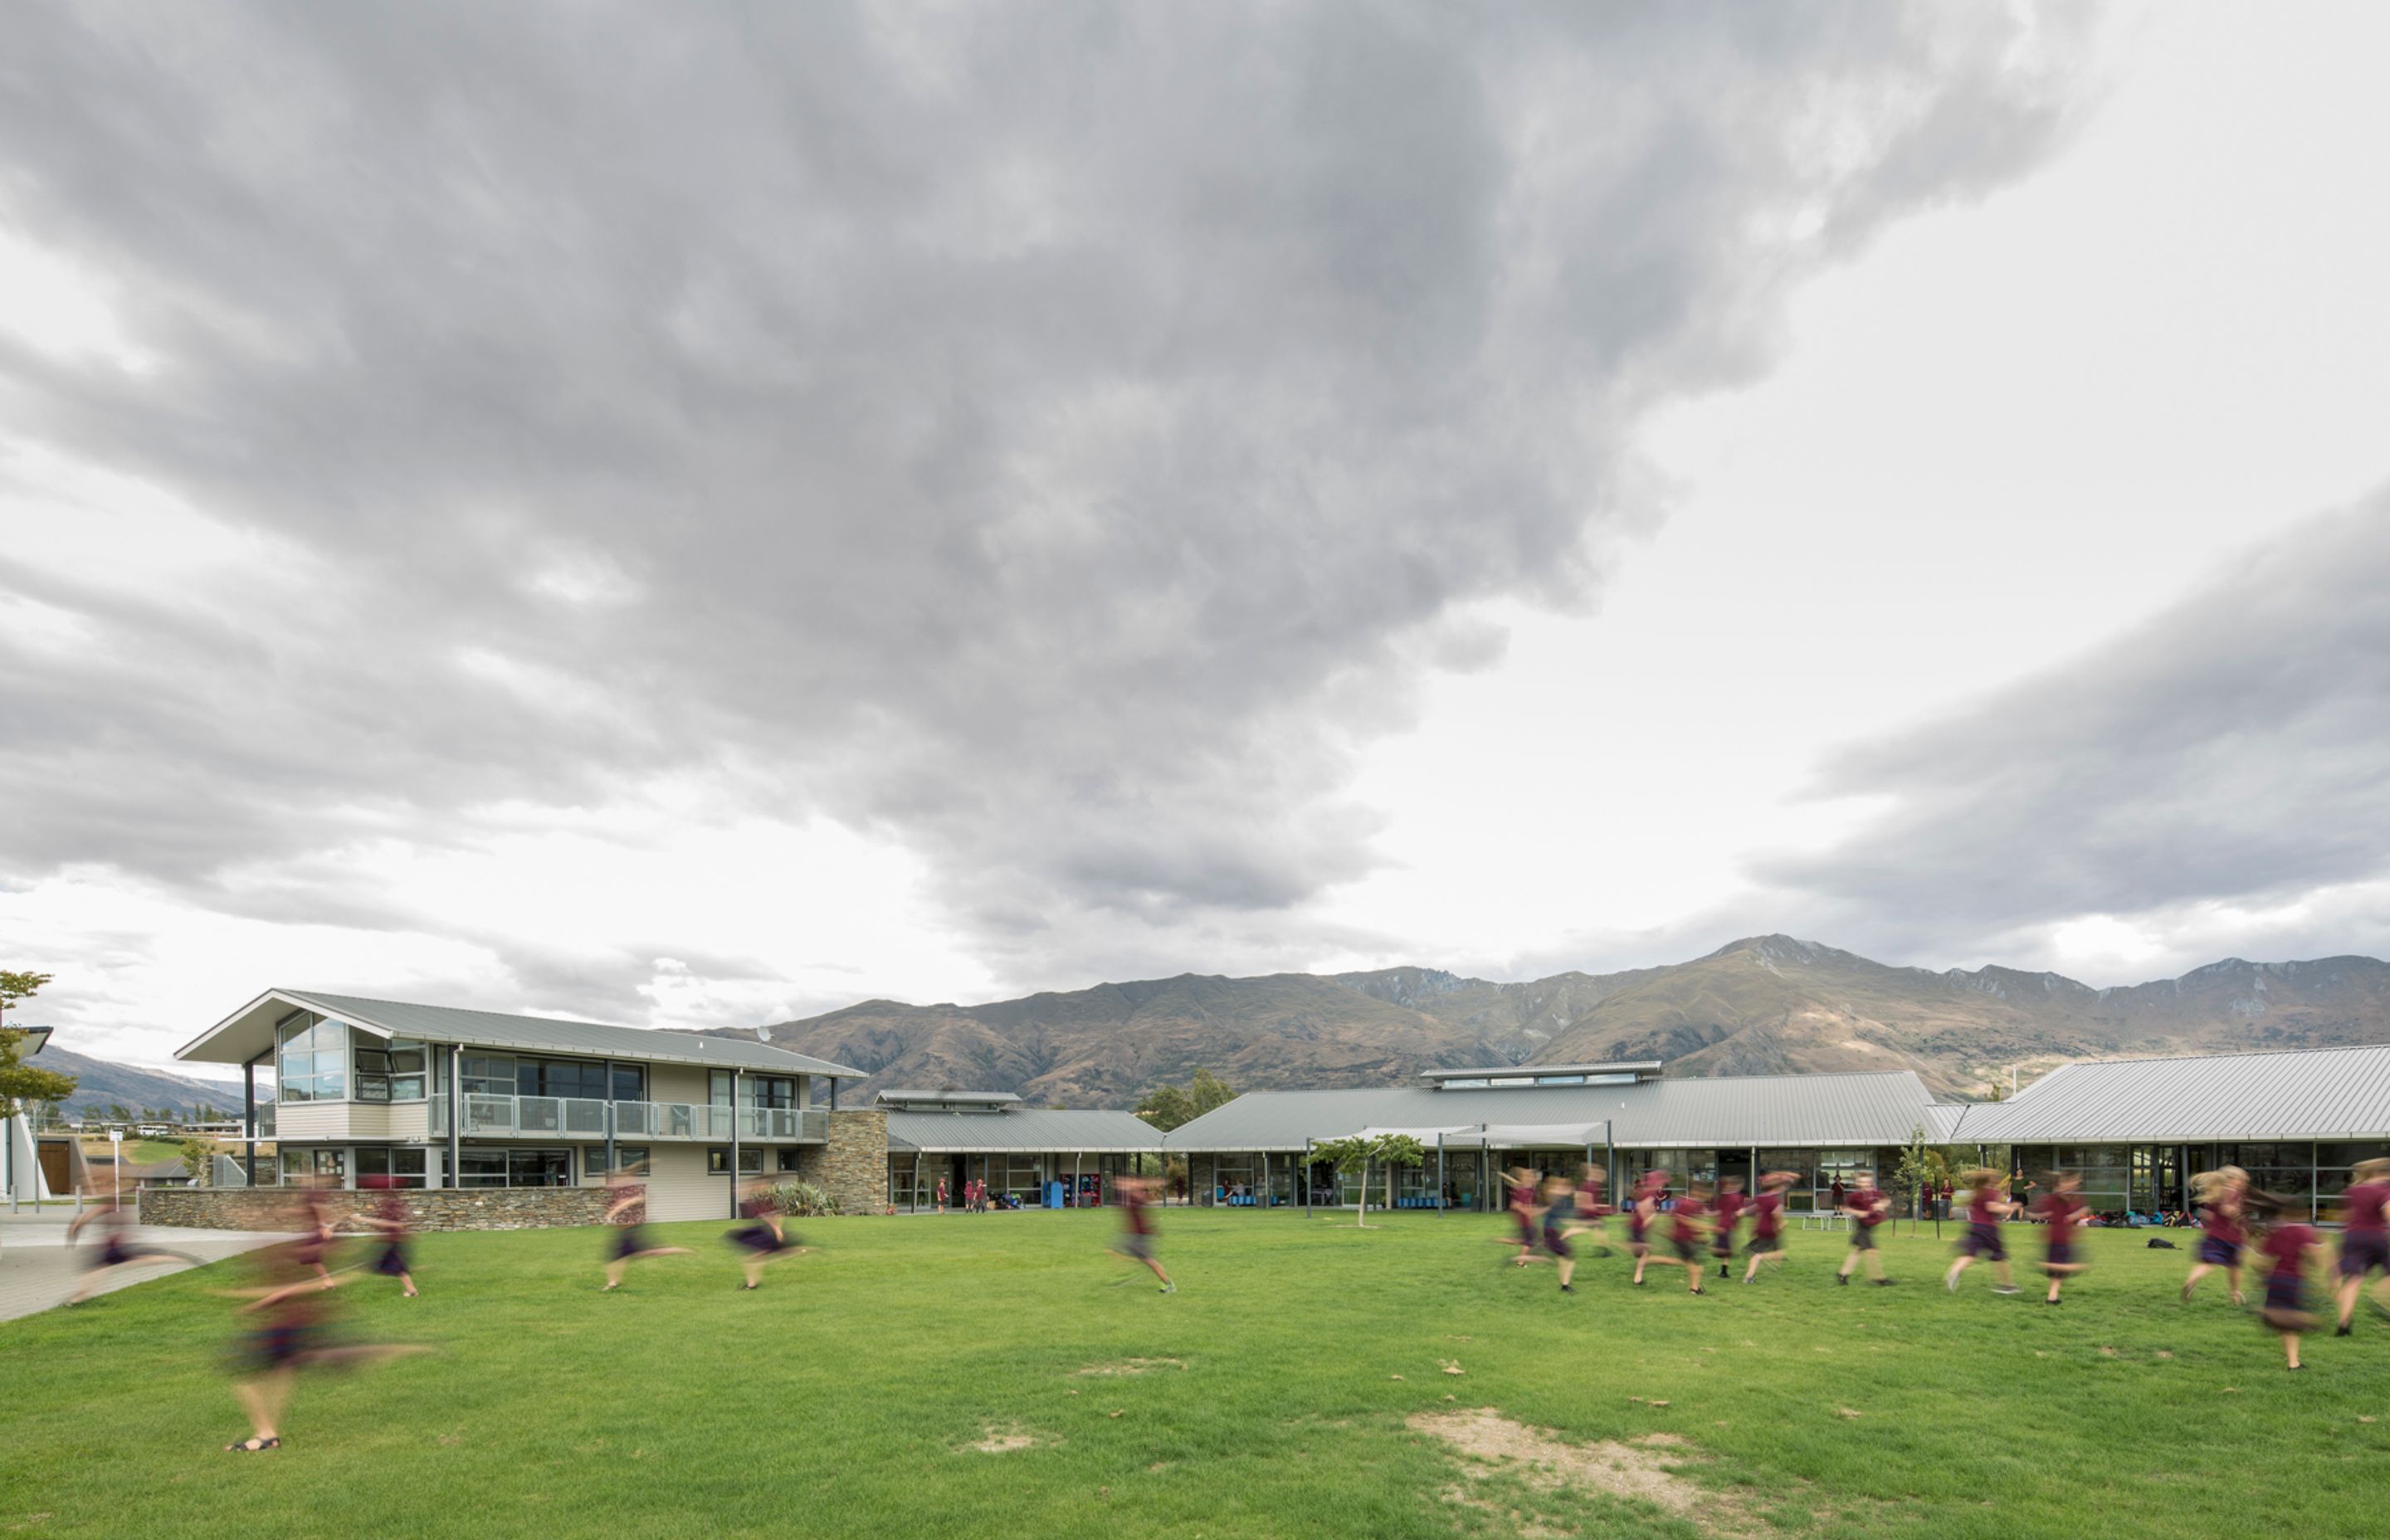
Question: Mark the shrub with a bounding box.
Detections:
[768,1180,841,1217]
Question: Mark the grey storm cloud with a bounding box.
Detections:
[0,2,2090,997]
[1755,498,2390,959]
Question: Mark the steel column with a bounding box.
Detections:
[729,1067,743,1217]
[447,1044,462,1189]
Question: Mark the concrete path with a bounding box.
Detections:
[0,1207,295,1323]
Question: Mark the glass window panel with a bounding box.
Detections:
[508,1149,573,1187]
[458,1152,509,1187]
[778,1147,804,1172]
[355,1075,392,1104]
[588,1147,649,1179]
[355,1050,392,1074]
[707,1146,765,1174]
[610,1065,646,1103]
[390,1075,425,1102]
[314,1070,346,1101]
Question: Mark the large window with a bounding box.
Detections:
[777,1147,805,1173]
[280,1147,345,1181]
[587,1147,650,1179]
[708,1146,765,1175]
[517,1057,608,1101]
[610,1064,646,1104]
[711,1071,798,1109]
[275,1013,350,1104]
[461,1055,516,1097]
[458,1148,573,1187]
[355,1148,429,1187]
[354,1040,428,1103]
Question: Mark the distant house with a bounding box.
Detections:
[880,1090,1163,1211]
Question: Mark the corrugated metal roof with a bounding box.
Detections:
[280,991,865,1079]
[1926,1104,1973,1141]
[1164,1072,1940,1153]
[877,1090,1021,1108]
[885,1107,1164,1154]
[1949,1045,2390,1143]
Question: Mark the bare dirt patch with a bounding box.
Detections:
[1411,1407,1747,1529]
[1073,1357,1186,1377]
[966,1422,1049,1454]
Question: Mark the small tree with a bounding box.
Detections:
[1310,1136,1375,1226]
[180,1136,217,1185]
[1893,1123,1935,1235]
[0,970,76,1132]
[1135,1070,1238,1133]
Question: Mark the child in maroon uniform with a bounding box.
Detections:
[2036,1171,2090,1304]
[1499,1167,1541,1268]
[1573,1164,1614,1258]
[1835,1172,1892,1286]
[600,1170,692,1291]
[2253,1192,2326,1369]
[1113,1175,1174,1293]
[351,1178,419,1298]
[1669,1182,1710,1296]
[1627,1172,1665,1286]
[724,1179,807,1290]
[1944,1167,2021,1296]
[2183,1166,2249,1306]
[1540,1172,1582,1294]
[1742,1171,1793,1284]
[2333,1157,2390,1336]
[1710,1177,1744,1279]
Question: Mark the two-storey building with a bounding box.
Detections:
[177,989,871,1222]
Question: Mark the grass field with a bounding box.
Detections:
[3,1211,2383,1539]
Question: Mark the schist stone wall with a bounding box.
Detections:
[788,1108,888,1215]
[140,1187,614,1232]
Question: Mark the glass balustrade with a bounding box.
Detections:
[428,1094,823,1140]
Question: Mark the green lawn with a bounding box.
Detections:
[3,1212,2383,1539]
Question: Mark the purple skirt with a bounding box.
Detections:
[2339,1232,2388,1278]
[2197,1235,2240,1268]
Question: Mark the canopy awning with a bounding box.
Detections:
[1437,1120,1611,1149]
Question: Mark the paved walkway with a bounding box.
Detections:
[0,1207,295,1323]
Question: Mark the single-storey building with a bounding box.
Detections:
[1944,1043,2390,1221]
[3,1025,90,1205]
[881,1090,1163,1211]
[172,989,880,1223]
[1162,1060,1948,1212]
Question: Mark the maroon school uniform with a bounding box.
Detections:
[1710,1192,1743,1255]
[1963,1190,2007,1260]
[2339,1182,2390,1277]
[1749,1192,1783,1249]
[2039,1192,2082,1268]
[2261,1222,2317,1318]
[1670,1194,1706,1260]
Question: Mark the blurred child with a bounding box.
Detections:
[63,1193,200,1305]
[2183,1166,2249,1306]
[1539,1172,1581,1294]
[1710,1176,1744,1279]
[724,1178,806,1290]
[2333,1156,2390,1336]
[600,1168,691,1291]
[1944,1167,2021,1296]
[1113,1175,1174,1294]
[1627,1171,1665,1285]
[1669,1180,1711,1296]
[1836,1172,1891,1287]
[350,1177,418,1298]
[1742,1171,1793,1283]
[2036,1170,2090,1304]
[2251,1191,2326,1370]
[1498,1167,1540,1267]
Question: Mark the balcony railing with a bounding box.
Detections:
[429,1096,825,1143]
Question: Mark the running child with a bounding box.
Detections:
[1742,1171,1792,1283]
[2035,1169,2090,1304]
[2183,1166,2249,1306]
[2332,1156,2390,1336]
[1944,1167,2022,1296]
[63,1194,202,1305]
[350,1177,419,1298]
[1573,1163,1615,1258]
[1835,1172,1892,1286]
[2252,1191,2326,1370]
[1499,1167,1542,1267]
[290,1179,336,1289]
[1113,1175,1175,1293]
[1628,1172,1665,1285]
[600,1169,692,1291]
[1540,1172,1582,1294]
[724,1179,807,1289]
[218,1232,429,1452]
[1668,1180,1710,1296]
[1710,1176,1744,1279]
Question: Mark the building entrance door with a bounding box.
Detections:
[1715,1149,1753,1192]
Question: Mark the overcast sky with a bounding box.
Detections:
[5,2,2387,1070]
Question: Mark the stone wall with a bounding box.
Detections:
[139,1186,614,1232]
[790,1108,888,1216]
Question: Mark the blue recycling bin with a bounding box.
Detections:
[1046,1181,1065,1209]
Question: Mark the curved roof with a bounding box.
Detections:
[1946,1045,2390,1143]
[1165,1072,1939,1153]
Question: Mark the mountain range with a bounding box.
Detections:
[17,1044,262,1118]
[714,935,2390,1106]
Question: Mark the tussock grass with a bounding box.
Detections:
[2,1214,2383,1538]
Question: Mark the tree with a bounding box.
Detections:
[0,969,76,1128]
[1893,1123,1936,1235]
[180,1137,217,1185]
[1309,1133,1425,1228]
[1134,1070,1238,1133]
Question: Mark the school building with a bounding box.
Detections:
[3,1025,90,1204]
[167,989,884,1223]
[1160,1061,1949,1212]
[1939,1043,2390,1222]
[882,1089,1163,1211]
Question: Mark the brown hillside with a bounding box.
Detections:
[711,938,2390,1106]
